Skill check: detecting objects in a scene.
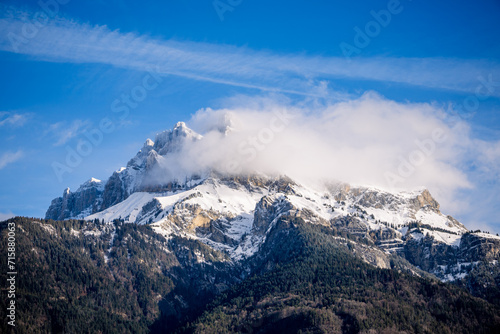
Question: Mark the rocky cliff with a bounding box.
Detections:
[45,178,104,220]
[45,122,200,220]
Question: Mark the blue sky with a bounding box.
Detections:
[0,0,499,233]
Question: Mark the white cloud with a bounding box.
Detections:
[140,93,500,231]
[0,211,15,221]
[0,150,24,169]
[0,10,499,97]
[148,94,467,194]
[0,112,29,127]
[47,119,91,146]
[474,139,500,178]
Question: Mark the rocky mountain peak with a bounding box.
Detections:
[153,122,202,156]
[411,189,440,212]
[173,121,187,130]
[46,122,206,221]
[76,178,104,192]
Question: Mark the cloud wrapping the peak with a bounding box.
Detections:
[149,93,483,210]
[141,92,500,233]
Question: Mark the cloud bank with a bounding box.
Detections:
[146,93,498,222]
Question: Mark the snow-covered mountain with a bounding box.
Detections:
[46,122,202,220]
[46,122,500,284]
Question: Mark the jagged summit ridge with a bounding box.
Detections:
[44,120,500,284]
[46,121,465,239]
[153,121,202,155]
[79,172,497,284]
[83,174,466,257]
[46,122,204,220]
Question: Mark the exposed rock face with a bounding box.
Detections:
[253,195,294,234]
[45,122,201,220]
[403,235,458,273]
[401,231,500,281]
[45,179,103,220]
[154,121,201,155]
[101,172,126,210]
[333,183,350,202]
[459,233,500,262]
[45,196,63,221]
[355,190,397,210]
[332,215,369,237]
[332,185,443,216]
[410,189,440,212]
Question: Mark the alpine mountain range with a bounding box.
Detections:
[45,121,500,283]
[8,120,499,333]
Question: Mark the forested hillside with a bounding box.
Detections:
[0,217,235,333]
[1,217,499,334]
[184,217,500,333]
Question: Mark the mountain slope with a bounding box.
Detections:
[39,121,500,332]
[77,171,498,284]
[3,216,499,334]
[184,217,500,334]
[0,217,238,333]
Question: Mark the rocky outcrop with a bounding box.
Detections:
[252,195,294,234]
[355,190,398,210]
[410,189,440,212]
[154,121,201,156]
[101,172,127,210]
[458,233,500,262]
[45,179,103,220]
[331,215,369,237]
[400,231,500,281]
[45,122,201,220]
[331,186,441,215]
[403,234,458,273]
